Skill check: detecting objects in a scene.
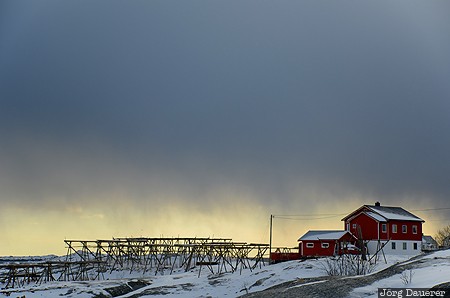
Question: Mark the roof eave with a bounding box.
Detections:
[341,205,369,221]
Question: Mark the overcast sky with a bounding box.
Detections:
[1,1,450,254]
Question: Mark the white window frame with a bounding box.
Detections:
[352,223,357,229]
[403,242,407,250]
[382,224,387,233]
[412,225,417,234]
[306,243,314,248]
[392,224,397,233]
[413,242,418,250]
[402,225,407,234]
[392,242,396,250]
[321,243,329,249]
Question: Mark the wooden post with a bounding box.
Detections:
[357,225,366,261]
[269,215,273,263]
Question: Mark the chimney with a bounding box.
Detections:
[375,201,381,207]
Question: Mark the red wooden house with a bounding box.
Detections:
[342,202,424,255]
[298,230,358,257]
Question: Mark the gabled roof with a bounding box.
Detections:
[298,230,350,241]
[342,204,424,223]
[365,211,387,222]
[368,205,424,222]
[422,235,437,244]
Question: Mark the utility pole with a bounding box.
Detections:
[269,214,273,263]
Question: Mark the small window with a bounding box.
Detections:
[403,242,407,250]
[412,225,417,234]
[402,225,407,233]
[306,243,314,248]
[352,223,357,229]
[392,224,397,233]
[413,243,418,250]
[392,242,396,250]
[382,224,387,233]
[321,243,329,249]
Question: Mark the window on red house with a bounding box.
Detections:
[306,243,314,248]
[382,224,387,233]
[412,225,417,234]
[402,225,407,233]
[392,224,397,233]
[321,243,329,249]
[352,223,356,229]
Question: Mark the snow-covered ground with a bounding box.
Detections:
[350,250,450,298]
[1,251,449,297]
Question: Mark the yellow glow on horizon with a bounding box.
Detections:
[0,198,444,256]
[0,200,273,256]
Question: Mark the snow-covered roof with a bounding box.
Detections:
[298,230,349,241]
[366,205,424,222]
[365,211,387,222]
[422,235,437,244]
[342,204,424,222]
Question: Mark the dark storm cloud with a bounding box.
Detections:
[1,1,450,209]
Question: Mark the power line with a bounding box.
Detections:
[411,207,450,212]
[272,207,450,219]
[272,212,348,217]
[274,214,344,221]
[426,218,450,222]
[271,207,450,224]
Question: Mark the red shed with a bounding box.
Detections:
[298,230,358,257]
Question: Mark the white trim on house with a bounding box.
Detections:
[392,224,397,233]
